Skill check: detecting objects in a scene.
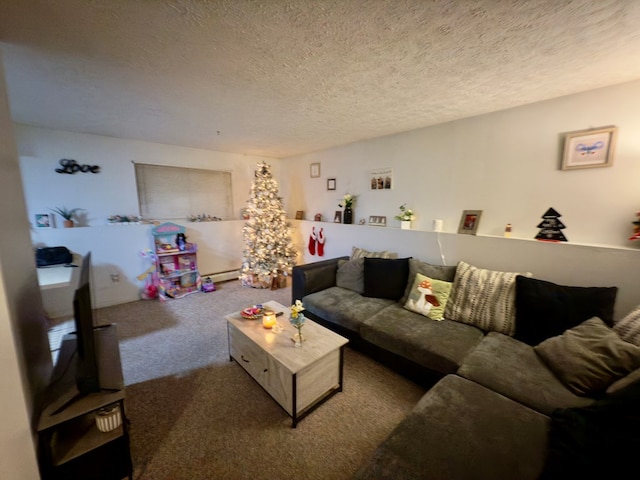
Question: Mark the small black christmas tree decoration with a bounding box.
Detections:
[535,207,567,242]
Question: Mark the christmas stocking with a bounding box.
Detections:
[317,228,325,256]
[308,226,317,255]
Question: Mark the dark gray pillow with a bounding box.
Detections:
[535,317,640,396]
[399,258,457,304]
[336,258,364,294]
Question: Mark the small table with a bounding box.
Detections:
[226,300,349,427]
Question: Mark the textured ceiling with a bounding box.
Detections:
[1,0,640,159]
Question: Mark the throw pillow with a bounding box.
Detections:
[335,258,364,294]
[514,276,618,346]
[399,258,457,304]
[606,367,640,395]
[351,246,397,260]
[613,304,640,346]
[443,260,528,335]
[534,317,640,396]
[403,273,452,321]
[362,257,411,301]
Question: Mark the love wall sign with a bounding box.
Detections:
[55,158,100,174]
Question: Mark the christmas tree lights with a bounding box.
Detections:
[240,162,297,288]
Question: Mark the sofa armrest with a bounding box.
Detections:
[291,256,348,303]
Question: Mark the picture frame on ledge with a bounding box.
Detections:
[458,210,482,235]
[561,126,617,170]
[368,216,387,227]
[334,210,342,223]
[35,213,53,229]
[295,211,304,220]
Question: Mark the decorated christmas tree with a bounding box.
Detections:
[240,162,297,288]
[535,207,567,242]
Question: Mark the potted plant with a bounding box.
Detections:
[395,204,416,230]
[50,206,83,228]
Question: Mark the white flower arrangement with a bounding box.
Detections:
[394,204,416,222]
[339,194,355,208]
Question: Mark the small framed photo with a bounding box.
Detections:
[314,213,323,221]
[368,215,387,227]
[310,162,321,178]
[561,126,617,170]
[327,178,336,190]
[334,210,342,223]
[458,210,482,235]
[370,168,393,190]
[295,210,304,220]
[35,213,53,229]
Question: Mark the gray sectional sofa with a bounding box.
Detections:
[291,252,640,479]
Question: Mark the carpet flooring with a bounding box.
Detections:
[96,280,426,480]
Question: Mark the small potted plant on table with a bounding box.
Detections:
[51,207,83,228]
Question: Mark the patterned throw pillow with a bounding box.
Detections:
[614,305,640,346]
[398,258,457,305]
[351,246,397,260]
[403,273,452,321]
[444,260,530,335]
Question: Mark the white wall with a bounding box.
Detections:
[0,51,44,480]
[282,80,640,320]
[281,80,640,247]
[17,126,279,311]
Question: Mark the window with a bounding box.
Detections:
[135,163,233,220]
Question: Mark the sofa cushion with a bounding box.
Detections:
[540,377,640,479]
[534,317,640,396]
[458,332,594,415]
[361,304,484,375]
[351,246,397,260]
[352,375,549,480]
[613,304,640,346]
[363,257,411,301]
[514,276,618,346]
[335,258,364,293]
[302,286,395,333]
[399,258,457,304]
[444,260,528,336]
[403,273,452,321]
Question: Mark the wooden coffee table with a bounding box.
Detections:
[226,300,349,427]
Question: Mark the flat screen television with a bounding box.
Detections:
[73,251,100,394]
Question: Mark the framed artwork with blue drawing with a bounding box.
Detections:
[561,126,617,170]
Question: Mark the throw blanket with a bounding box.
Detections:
[540,379,640,479]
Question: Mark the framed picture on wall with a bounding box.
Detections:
[458,210,482,235]
[35,213,53,229]
[310,162,321,178]
[370,168,393,190]
[327,178,336,190]
[561,126,618,170]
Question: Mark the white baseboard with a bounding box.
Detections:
[202,269,240,284]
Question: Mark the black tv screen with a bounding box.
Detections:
[73,251,100,394]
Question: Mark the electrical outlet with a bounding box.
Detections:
[110,273,120,283]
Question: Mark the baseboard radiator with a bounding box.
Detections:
[202,269,240,284]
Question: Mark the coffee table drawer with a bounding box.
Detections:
[228,324,269,385]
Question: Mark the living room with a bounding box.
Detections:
[2,2,640,478]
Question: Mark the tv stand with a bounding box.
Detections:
[37,324,132,479]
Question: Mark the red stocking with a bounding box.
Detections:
[317,228,325,256]
[308,226,317,255]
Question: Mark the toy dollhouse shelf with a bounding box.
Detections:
[152,222,202,300]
